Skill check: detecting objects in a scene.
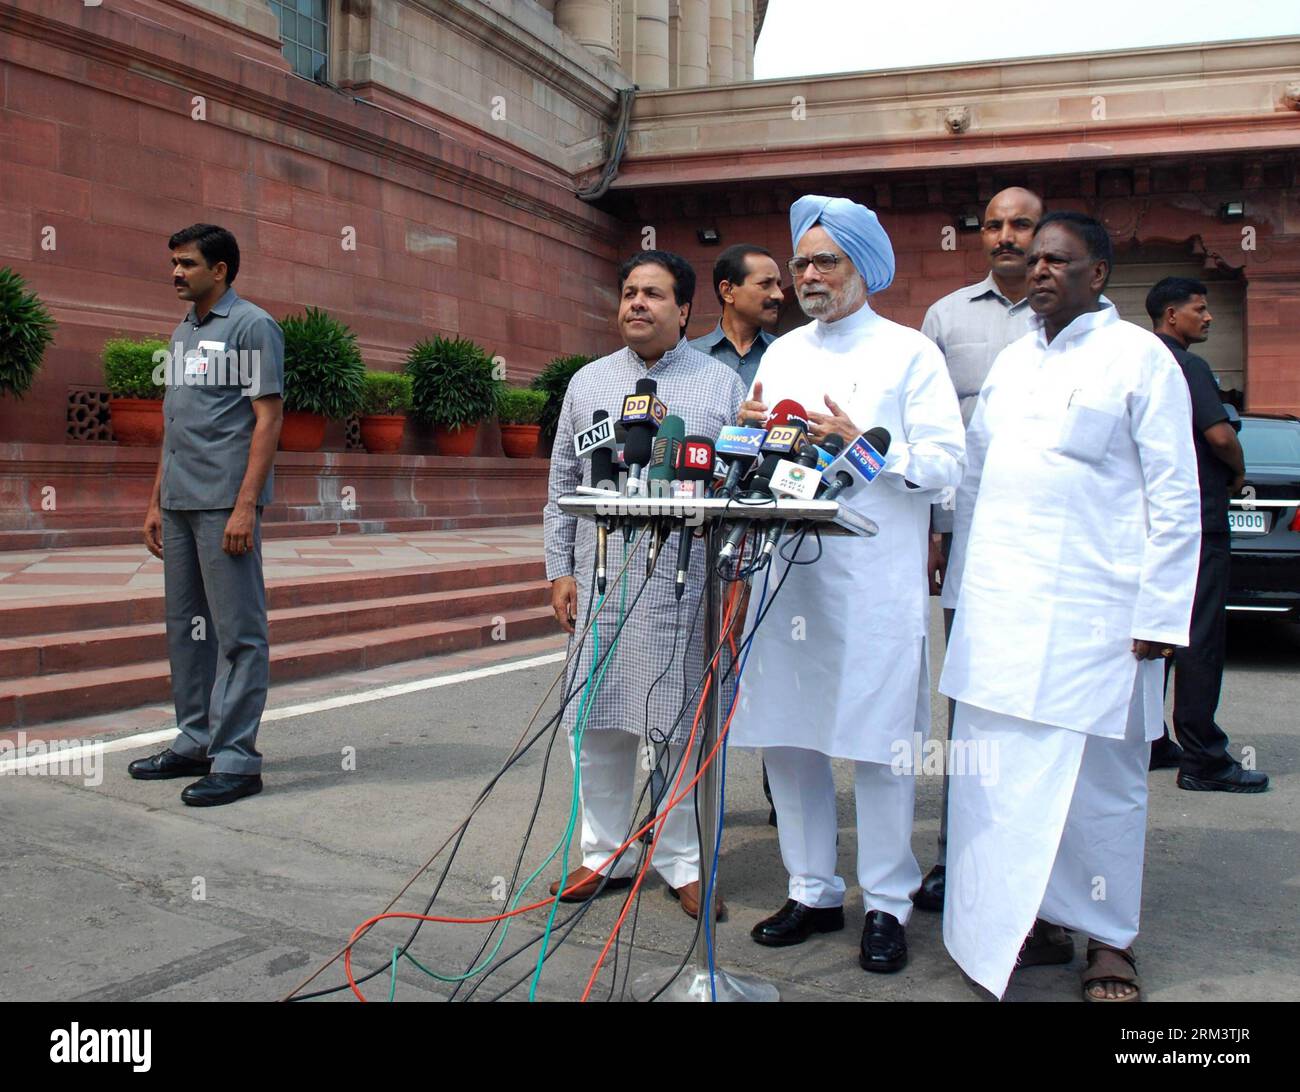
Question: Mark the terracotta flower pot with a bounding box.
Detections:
[110,397,164,446]
[359,413,406,454]
[434,422,479,457]
[278,410,327,452]
[500,423,540,459]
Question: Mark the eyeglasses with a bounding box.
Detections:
[787,252,844,276]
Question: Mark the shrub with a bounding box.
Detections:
[279,307,365,418]
[498,386,547,425]
[359,370,413,416]
[103,337,169,399]
[531,354,595,440]
[404,336,499,431]
[0,267,56,400]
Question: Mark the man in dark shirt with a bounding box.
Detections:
[688,243,782,389]
[1145,277,1268,792]
[128,224,284,807]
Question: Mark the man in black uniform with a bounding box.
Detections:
[1145,277,1268,792]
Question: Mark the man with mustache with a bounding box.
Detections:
[688,243,784,828]
[129,224,283,807]
[543,250,745,919]
[915,186,1042,912]
[689,244,784,390]
[939,212,1201,1000]
[1145,277,1266,792]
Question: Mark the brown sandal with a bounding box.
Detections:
[1082,941,1140,1002]
[1017,918,1074,968]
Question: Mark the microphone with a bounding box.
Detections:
[717,424,796,562]
[582,411,616,595]
[645,414,685,574]
[767,398,810,432]
[674,435,715,599]
[619,378,667,496]
[574,411,617,466]
[761,442,824,557]
[714,425,767,495]
[820,428,892,502]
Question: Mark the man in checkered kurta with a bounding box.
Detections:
[543,251,744,919]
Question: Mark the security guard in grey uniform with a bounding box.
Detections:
[128,224,284,807]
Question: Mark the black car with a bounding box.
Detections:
[1229,414,1300,620]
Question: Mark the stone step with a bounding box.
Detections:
[0,556,547,637]
[0,605,558,729]
[0,510,540,552]
[0,580,550,679]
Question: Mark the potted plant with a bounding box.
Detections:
[497,386,547,458]
[0,266,56,401]
[532,353,595,442]
[358,370,412,454]
[279,307,365,452]
[405,336,499,457]
[103,336,168,445]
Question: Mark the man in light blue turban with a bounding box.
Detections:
[730,195,965,976]
[787,194,897,296]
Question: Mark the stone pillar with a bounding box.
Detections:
[676,0,709,87]
[556,0,618,64]
[730,0,746,81]
[708,0,732,85]
[744,0,754,79]
[635,0,671,89]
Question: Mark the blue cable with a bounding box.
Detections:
[703,563,770,1000]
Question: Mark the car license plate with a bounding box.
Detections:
[1229,509,1272,535]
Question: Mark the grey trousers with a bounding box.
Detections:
[162,507,268,775]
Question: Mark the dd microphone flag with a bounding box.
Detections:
[619,378,667,495]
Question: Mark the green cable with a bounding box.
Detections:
[527,540,630,1000]
[382,574,615,999]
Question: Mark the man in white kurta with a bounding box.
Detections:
[939,212,1201,1001]
[731,196,965,972]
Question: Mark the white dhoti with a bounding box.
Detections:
[943,666,1151,998]
[571,730,700,889]
[765,747,920,922]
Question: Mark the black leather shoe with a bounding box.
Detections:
[128,748,212,781]
[1178,764,1269,793]
[914,864,944,912]
[860,910,908,974]
[750,899,844,947]
[1149,739,1184,770]
[181,772,263,807]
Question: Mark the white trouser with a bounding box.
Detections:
[571,729,700,890]
[764,746,920,923]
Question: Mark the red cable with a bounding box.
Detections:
[343,554,752,1002]
[577,576,747,1001]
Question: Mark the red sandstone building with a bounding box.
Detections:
[1,0,1296,543]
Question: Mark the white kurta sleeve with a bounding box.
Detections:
[940,364,994,610]
[881,340,965,495]
[1127,350,1202,646]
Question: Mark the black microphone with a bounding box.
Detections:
[760,440,825,557]
[718,450,782,562]
[584,410,615,595]
[619,378,666,496]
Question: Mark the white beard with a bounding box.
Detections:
[797,273,866,322]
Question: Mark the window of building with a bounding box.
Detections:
[267,0,328,81]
